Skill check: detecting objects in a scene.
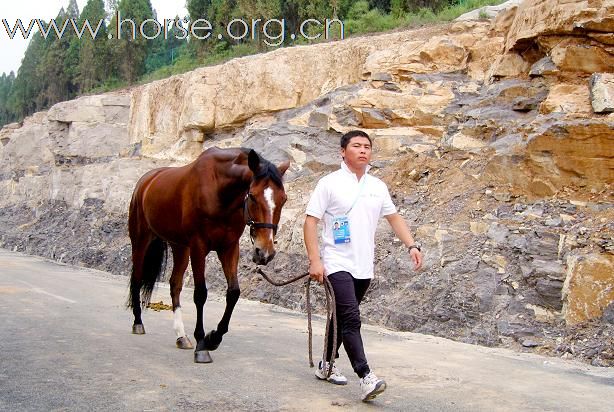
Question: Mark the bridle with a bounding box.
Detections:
[243,192,278,243]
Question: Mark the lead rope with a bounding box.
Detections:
[256,268,337,378]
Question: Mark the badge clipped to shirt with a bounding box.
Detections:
[332,215,351,244]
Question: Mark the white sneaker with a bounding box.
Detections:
[315,360,348,385]
[360,371,386,401]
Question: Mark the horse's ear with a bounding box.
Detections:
[247,149,260,172]
[277,160,290,176]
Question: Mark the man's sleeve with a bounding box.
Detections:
[305,180,328,219]
[380,184,397,217]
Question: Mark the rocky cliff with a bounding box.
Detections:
[1,0,612,366]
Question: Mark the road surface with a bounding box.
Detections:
[0,249,612,411]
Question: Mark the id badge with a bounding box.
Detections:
[332,216,351,244]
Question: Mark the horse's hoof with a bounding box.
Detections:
[194,350,213,363]
[176,336,193,349]
[132,324,145,335]
[203,331,221,351]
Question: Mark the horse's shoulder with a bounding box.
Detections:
[191,148,250,174]
[201,146,244,156]
[138,167,170,184]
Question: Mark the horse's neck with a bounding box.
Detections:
[190,150,251,214]
[213,163,251,211]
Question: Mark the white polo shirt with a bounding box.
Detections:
[306,161,397,279]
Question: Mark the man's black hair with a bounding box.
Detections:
[340,130,372,149]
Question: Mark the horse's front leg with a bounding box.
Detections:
[190,240,212,363]
[203,243,241,351]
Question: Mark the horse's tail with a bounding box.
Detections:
[127,237,168,309]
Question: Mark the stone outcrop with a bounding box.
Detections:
[1,0,612,366]
[505,0,614,52]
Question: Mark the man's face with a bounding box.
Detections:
[341,136,372,170]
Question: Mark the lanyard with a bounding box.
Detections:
[345,174,367,215]
[326,174,367,217]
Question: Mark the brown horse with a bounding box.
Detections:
[127,147,289,363]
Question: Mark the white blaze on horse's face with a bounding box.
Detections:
[263,187,275,241]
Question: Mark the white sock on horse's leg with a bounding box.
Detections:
[173,307,186,338]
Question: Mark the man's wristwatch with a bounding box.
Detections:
[407,244,421,253]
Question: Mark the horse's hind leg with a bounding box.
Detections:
[203,243,240,351]
[169,244,192,349]
[128,188,153,335]
[129,244,148,334]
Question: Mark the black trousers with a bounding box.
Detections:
[325,271,371,378]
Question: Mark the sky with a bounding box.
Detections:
[0,0,188,76]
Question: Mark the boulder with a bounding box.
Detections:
[550,40,614,74]
[563,253,614,325]
[590,73,614,113]
[487,53,530,79]
[455,0,522,21]
[540,84,592,115]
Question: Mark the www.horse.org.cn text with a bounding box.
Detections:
[2,13,345,47]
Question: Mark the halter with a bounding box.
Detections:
[243,192,278,243]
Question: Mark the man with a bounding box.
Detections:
[303,130,423,402]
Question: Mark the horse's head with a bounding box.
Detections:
[244,150,290,265]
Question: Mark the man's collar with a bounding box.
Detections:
[340,160,371,177]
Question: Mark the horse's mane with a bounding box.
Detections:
[241,148,283,187]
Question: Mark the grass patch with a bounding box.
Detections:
[342,0,506,35]
[88,77,128,94]
[139,43,261,84]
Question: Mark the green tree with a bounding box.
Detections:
[64,0,82,95]
[77,0,109,92]
[67,0,80,18]
[36,8,76,107]
[298,0,333,20]
[108,0,155,84]
[280,0,301,37]
[106,0,119,18]
[346,1,370,20]
[187,0,213,57]
[235,0,281,49]
[0,72,17,126]
[369,0,391,12]
[390,0,405,17]
[9,34,45,118]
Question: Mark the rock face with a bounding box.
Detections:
[1,0,612,366]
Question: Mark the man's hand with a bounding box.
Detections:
[385,213,423,271]
[308,259,325,283]
[409,248,423,271]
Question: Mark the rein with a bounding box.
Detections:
[243,193,278,243]
[256,268,338,378]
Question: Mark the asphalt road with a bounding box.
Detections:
[0,249,612,411]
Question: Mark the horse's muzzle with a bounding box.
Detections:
[253,248,275,265]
